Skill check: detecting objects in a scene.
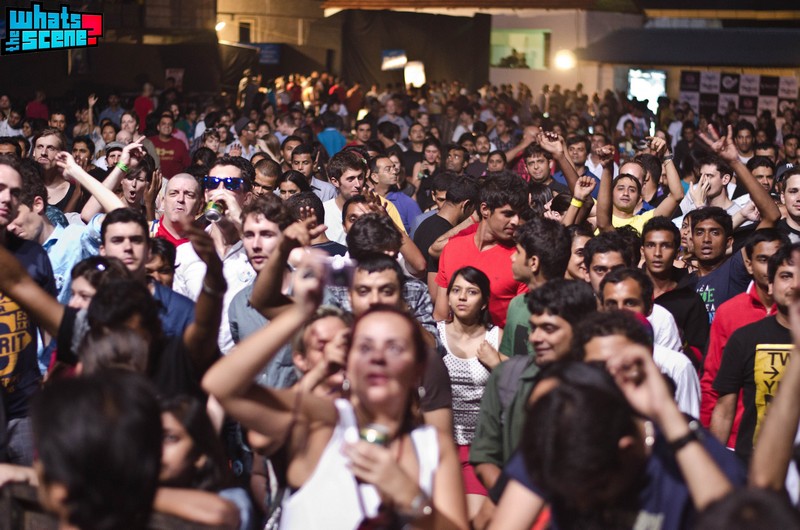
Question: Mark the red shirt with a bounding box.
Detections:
[435,229,527,328]
[148,135,191,179]
[133,96,154,130]
[155,220,189,247]
[700,282,775,446]
[25,100,49,121]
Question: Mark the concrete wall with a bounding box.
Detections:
[145,0,215,31]
[215,0,342,74]
[489,10,642,97]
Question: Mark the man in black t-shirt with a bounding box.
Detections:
[641,216,709,365]
[711,242,797,461]
[0,156,56,464]
[413,174,479,297]
[679,207,752,324]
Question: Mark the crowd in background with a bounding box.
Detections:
[0,71,797,529]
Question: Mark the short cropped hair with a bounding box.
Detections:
[515,217,572,281]
[526,279,597,326]
[240,194,296,230]
[100,208,149,246]
[599,267,655,315]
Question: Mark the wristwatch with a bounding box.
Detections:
[398,492,433,519]
[668,419,703,453]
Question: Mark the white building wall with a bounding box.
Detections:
[490,10,642,97]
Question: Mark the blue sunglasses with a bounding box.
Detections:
[203,176,244,191]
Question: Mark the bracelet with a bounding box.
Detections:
[201,280,226,298]
[667,419,703,453]
[115,162,129,173]
[663,154,674,162]
[570,197,584,208]
[397,492,433,519]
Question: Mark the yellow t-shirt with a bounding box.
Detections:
[611,210,656,235]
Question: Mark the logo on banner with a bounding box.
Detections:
[680,71,700,92]
[720,74,740,93]
[1,3,103,55]
[759,76,779,97]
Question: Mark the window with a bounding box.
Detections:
[239,22,251,43]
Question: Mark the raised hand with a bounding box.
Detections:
[740,201,761,223]
[280,215,327,253]
[55,151,81,181]
[573,175,597,201]
[537,131,564,156]
[699,124,738,163]
[88,93,98,108]
[186,223,221,269]
[120,138,145,166]
[362,188,389,217]
[647,136,667,158]
[291,250,326,312]
[229,143,243,158]
[595,145,616,170]
[145,168,163,209]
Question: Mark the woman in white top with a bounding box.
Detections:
[203,253,468,530]
[437,266,504,518]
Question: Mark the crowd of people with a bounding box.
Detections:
[0,73,799,529]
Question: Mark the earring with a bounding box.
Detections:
[342,378,351,393]
[417,386,426,400]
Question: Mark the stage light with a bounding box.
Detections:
[554,50,576,70]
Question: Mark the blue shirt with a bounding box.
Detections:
[410,209,439,239]
[311,177,338,202]
[151,282,195,338]
[318,127,347,157]
[504,426,746,530]
[552,168,599,198]
[228,283,298,389]
[387,191,423,234]
[42,224,91,305]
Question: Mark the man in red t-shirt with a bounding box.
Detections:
[133,82,155,131]
[149,113,190,180]
[152,173,202,247]
[434,174,529,327]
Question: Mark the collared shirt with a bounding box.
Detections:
[228,283,298,389]
[470,356,540,468]
[310,177,338,202]
[323,278,437,338]
[42,222,90,305]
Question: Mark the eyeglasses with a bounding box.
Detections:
[203,176,244,191]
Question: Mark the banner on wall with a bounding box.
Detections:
[679,70,799,121]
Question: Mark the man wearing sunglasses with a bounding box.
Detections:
[173,156,256,352]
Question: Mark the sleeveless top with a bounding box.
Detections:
[438,321,499,445]
[52,182,77,212]
[280,399,439,529]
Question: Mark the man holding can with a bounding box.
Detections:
[173,155,256,353]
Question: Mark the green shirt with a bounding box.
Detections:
[499,293,533,357]
[469,355,541,469]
